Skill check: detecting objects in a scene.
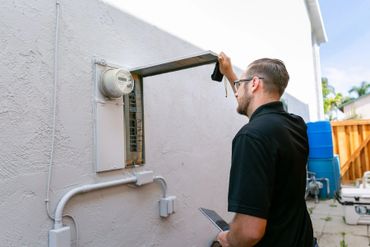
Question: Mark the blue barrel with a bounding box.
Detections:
[308,156,341,199]
[306,121,334,159]
[333,155,341,190]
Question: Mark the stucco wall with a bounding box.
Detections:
[0,0,311,246]
[0,1,237,246]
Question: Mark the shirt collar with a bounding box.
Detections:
[249,101,285,122]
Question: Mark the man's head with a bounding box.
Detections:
[246,58,289,96]
[235,58,289,117]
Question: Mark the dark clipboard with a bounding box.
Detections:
[199,207,230,232]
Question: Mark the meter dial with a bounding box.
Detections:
[101,68,134,98]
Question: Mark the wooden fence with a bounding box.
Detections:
[331,120,370,182]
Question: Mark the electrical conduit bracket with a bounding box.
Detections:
[154,175,176,217]
[159,196,176,217]
[49,227,70,247]
[135,172,176,217]
[135,170,154,186]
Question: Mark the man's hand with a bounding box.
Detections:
[218,52,233,77]
[216,214,267,247]
[218,52,238,94]
[217,230,230,247]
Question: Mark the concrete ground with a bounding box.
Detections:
[307,197,370,247]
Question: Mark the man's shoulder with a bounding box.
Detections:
[236,112,307,141]
[233,122,271,144]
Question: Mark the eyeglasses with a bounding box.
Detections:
[233,77,264,89]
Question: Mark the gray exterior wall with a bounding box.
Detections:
[0,0,310,246]
[282,93,310,122]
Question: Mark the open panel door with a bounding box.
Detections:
[131,51,218,77]
[124,51,218,167]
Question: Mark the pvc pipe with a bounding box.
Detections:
[154,176,167,198]
[54,176,137,229]
[45,0,61,221]
[317,177,330,196]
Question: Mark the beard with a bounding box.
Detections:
[237,94,252,117]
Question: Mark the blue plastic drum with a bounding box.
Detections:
[308,155,341,199]
[306,121,334,159]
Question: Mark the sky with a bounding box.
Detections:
[319,0,370,96]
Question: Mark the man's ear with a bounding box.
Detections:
[250,77,260,92]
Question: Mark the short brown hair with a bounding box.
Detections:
[246,58,289,96]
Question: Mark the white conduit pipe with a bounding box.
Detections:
[54,176,137,229]
[154,176,167,198]
[45,0,61,220]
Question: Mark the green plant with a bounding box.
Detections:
[321,216,332,222]
[322,77,344,120]
[349,81,370,98]
[340,232,348,247]
[308,207,314,214]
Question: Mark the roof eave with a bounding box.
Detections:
[306,0,328,44]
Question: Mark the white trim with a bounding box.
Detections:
[306,0,328,44]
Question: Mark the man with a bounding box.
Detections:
[216,52,314,247]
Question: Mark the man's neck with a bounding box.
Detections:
[247,95,280,118]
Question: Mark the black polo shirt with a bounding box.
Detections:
[228,101,313,247]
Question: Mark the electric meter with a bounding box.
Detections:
[100,68,134,98]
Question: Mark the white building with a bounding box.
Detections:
[341,94,370,119]
[0,0,326,246]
